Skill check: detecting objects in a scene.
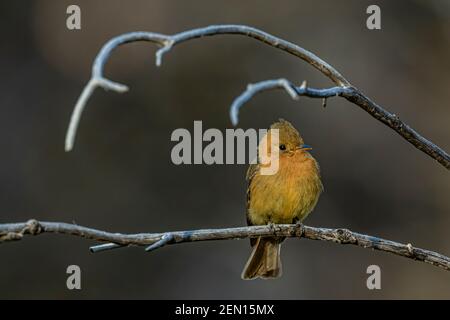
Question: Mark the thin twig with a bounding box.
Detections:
[229,77,449,169]
[229,79,352,125]
[90,242,122,253]
[1,220,449,271]
[64,24,450,169]
[145,233,174,252]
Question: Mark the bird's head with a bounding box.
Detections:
[269,119,312,155]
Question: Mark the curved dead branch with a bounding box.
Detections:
[63,24,450,169]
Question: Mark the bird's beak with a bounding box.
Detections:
[299,144,313,151]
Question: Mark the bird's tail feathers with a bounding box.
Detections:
[241,237,282,280]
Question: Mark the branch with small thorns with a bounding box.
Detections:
[64,24,449,170]
[0,220,449,271]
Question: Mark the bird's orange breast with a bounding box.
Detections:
[247,151,323,225]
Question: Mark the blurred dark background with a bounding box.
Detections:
[0,0,449,299]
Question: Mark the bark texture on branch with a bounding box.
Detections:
[1,220,449,271]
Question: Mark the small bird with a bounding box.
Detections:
[242,119,323,280]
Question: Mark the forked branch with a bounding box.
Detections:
[64,24,450,169]
[1,220,449,271]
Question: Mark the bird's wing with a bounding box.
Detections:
[246,163,260,246]
[246,163,259,182]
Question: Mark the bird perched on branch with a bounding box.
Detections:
[242,119,323,280]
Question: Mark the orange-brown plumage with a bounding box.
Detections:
[242,119,323,280]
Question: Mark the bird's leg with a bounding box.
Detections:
[292,217,304,236]
[267,222,277,235]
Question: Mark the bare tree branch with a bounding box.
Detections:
[1,220,449,271]
[229,79,352,125]
[52,25,450,275]
[230,79,450,172]
[64,24,450,169]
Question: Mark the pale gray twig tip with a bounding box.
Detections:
[145,233,174,252]
[90,243,123,253]
[300,80,307,89]
[155,41,174,67]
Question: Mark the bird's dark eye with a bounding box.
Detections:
[279,144,286,151]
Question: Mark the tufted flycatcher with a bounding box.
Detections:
[242,119,323,280]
